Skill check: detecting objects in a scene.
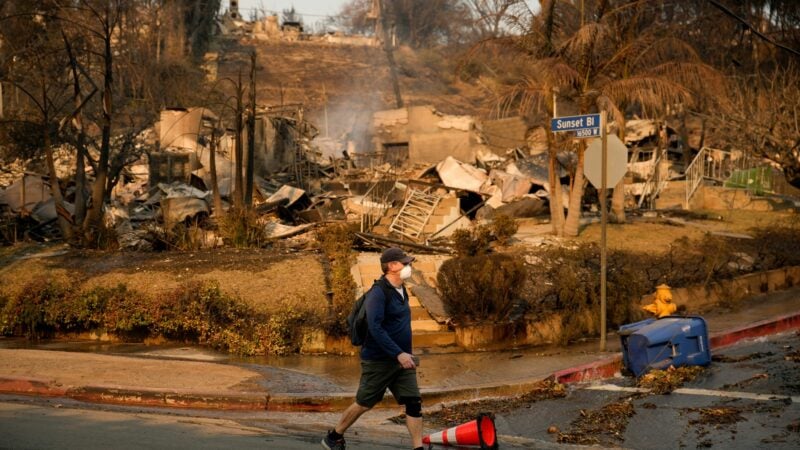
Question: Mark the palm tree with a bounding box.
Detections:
[490,0,726,236]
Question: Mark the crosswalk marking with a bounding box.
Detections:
[584,383,799,403]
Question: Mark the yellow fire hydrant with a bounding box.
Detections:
[642,284,677,318]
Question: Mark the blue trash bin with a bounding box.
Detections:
[619,318,656,373]
[619,316,711,377]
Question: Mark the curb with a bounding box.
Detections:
[551,355,622,384]
[1,310,799,412]
[709,310,800,349]
[68,386,270,411]
[547,310,800,385]
[0,377,68,398]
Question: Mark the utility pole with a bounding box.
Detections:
[377,0,403,108]
[245,51,256,207]
[599,111,608,352]
[234,68,244,210]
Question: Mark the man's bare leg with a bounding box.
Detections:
[406,415,423,448]
[334,402,371,434]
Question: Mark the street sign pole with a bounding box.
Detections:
[600,112,608,352]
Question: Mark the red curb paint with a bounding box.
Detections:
[551,356,622,384]
[710,311,800,349]
[0,377,68,397]
[66,386,270,410]
[163,393,268,410]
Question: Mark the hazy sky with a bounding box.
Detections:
[228,1,541,27]
[230,0,349,21]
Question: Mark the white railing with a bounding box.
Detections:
[359,180,394,233]
[638,150,666,209]
[685,147,759,207]
[684,147,706,209]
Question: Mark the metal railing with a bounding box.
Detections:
[359,180,395,234]
[685,147,758,208]
[725,165,794,197]
[637,150,666,209]
[684,147,706,209]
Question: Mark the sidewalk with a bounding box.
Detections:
[1,287,798,412]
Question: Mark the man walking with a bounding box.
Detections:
[322,247,423,450]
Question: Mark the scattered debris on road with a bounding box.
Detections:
[712,351,775,363]
[637,365,705,394]
[557,397,636,446]
[400,380,566,429]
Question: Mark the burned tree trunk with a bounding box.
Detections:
[44,123,74,241]
[547,133,565,237]
[83,7,115,244]
[209,127,223,215]
[245,51,256,207]
[563,144,586,237]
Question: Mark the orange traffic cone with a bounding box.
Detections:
[422,413,497,449]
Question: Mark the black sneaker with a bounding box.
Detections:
[321,430,346,450]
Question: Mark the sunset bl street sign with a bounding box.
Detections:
[550,113,601,138]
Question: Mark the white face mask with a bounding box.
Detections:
[399,264,413,280]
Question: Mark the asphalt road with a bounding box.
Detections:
[2,332,799,449]
[0,397,413,450]
[496,331,800,449]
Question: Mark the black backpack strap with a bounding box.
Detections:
[373,276,397,305]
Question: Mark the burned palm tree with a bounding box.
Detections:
[482,0,726,236]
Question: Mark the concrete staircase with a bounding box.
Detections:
[652,180,687,209]
[652,180,779,211]
[353,253,457,352]
[371,195,469,240]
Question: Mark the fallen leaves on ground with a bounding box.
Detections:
[721,373,768,390]
[713,351,774,363]
[557,397,636,446]
[785,350,800,362]
[637,365,705,394]
[396,379,566,429]
[688,406,747,426]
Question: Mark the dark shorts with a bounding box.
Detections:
[355,359,420,408]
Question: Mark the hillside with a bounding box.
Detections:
[215,37,489,139]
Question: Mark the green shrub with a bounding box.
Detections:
[0,276,320,355]
[102,284,156,337]
[2,279,74,339]
[0,292,12,334]
[264,307,308,355]
[437,253,526,324]
[153,281,270,355]
[55,285,127,332]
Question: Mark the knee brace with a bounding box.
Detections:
[402,397,422,418]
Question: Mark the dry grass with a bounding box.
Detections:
[0,259,75,299]
[0,250,328,318]
[575,210,796,254]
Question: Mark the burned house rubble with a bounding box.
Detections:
[2,100,796,249]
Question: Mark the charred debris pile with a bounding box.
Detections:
[0,104,583,253]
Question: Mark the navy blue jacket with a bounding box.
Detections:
[360,276,412,361]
